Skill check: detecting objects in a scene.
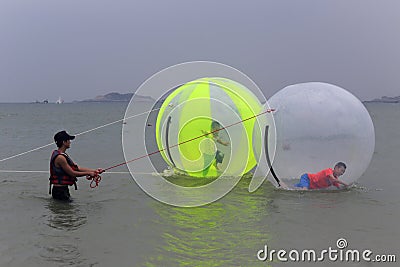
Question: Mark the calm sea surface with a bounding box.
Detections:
[0,102,399,266]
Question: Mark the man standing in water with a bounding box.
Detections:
[49,130,103,201]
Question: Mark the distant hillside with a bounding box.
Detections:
[81,92,154,102]
[365,96,400,103]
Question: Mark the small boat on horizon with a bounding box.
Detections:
[56,97,64,104]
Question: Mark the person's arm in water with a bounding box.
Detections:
[56,156,97,178]
[328,174,348,187]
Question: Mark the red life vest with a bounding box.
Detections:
[49,150,78,190]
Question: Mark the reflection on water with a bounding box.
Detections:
[144,177,274,267]
[38,241,85,267]
[164,173,218,187]
[39,200,89,266]
[44,199,87,231]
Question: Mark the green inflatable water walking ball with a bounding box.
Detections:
[155,78,263,178]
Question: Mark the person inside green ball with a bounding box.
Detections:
[201,121,229,172]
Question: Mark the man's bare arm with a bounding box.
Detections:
[56,157,95,177]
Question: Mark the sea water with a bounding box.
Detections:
[0,102,399,266]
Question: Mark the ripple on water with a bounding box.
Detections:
[38,241,91,267]
[43,200,88,231]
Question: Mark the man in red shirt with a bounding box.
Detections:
[294,162,348,190]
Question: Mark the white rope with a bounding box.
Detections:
[0,107,160,163]
[0,144,55,163]
[0,170,155,175]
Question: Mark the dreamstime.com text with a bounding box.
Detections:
[257,238,396,263]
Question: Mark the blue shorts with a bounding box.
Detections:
[294,174,310,189]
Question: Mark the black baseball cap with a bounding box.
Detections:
[54,130,75,143]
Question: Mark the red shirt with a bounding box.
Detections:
[308,168,339,189]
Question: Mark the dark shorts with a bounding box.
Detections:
[51,186,71,201]
[215,150,224,164]
[294,174,310,189]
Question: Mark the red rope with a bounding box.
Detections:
[89,109,275,188]
[86,171,102,188]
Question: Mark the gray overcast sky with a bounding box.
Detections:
[1,0,399,102]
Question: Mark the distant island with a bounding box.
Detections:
[365,96,400,103]
[80,92,154,102]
